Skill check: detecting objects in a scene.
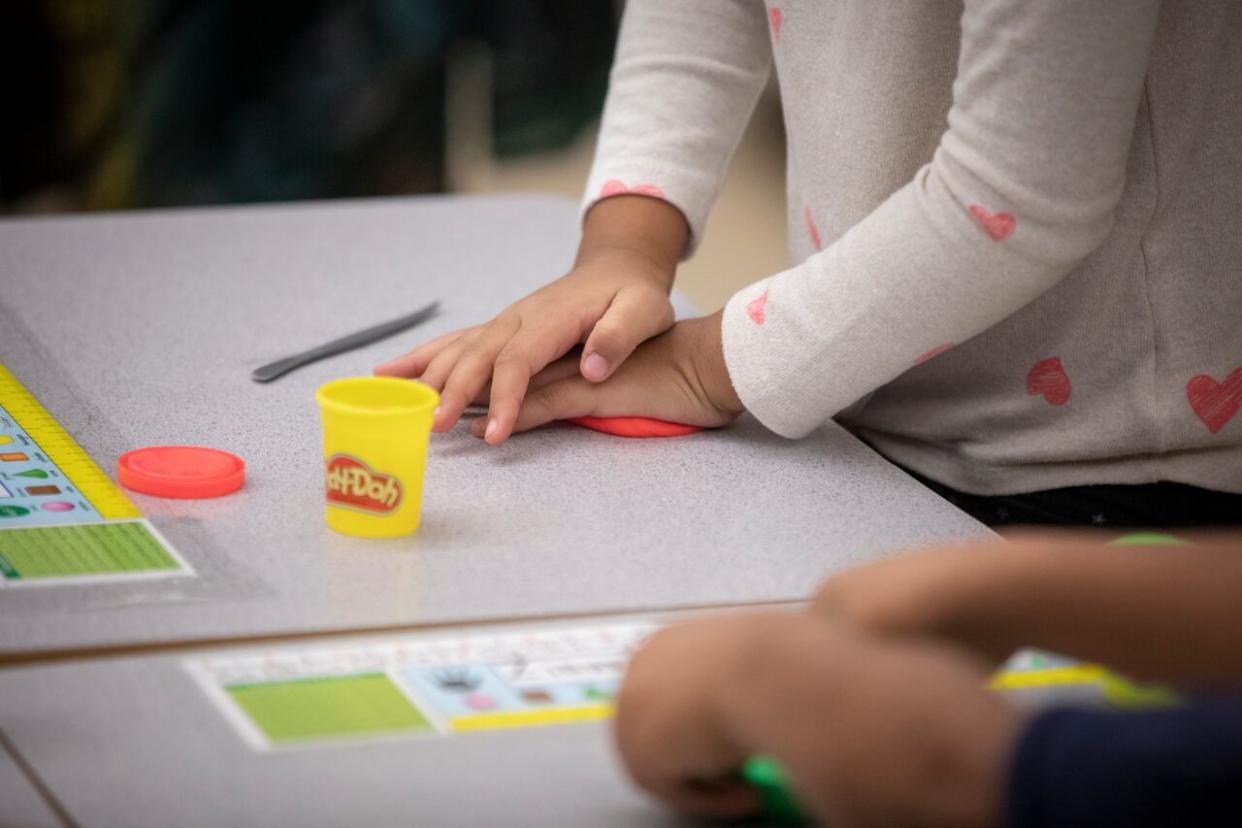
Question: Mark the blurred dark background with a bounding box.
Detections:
[0,0,787,311]
[0,0,617,211]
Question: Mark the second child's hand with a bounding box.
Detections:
[615,612,1022,827]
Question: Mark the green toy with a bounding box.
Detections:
[743,755,808,823]
[1108,532,1189,546]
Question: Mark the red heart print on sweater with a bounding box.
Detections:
[915,343,954,365]
[804,205,822,250]
[970,205,1016,241]
[600,179,664,199]
[746,290,769,325]
[1186,368,1242,434]
[1027,357,1071,406]
[770,8,783,40]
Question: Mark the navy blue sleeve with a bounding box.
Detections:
[1005,699,1242,828]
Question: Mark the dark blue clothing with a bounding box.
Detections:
[1006,700,1242,828]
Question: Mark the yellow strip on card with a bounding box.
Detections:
[988,664,1109,691]
[449,704,615,732]
[0,362,140,519]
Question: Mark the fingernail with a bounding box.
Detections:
[484,419,499,440]
[433,406,442,419]
[583,353,609,380]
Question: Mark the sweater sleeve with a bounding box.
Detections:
[1005,701,1242,828]
[582,0,773,256]
[722,0,1161,437]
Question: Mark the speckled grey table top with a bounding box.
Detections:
[0,741,57,828]
[0,195,988,658]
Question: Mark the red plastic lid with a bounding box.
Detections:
[567,416,702,438]
[118,446,245,499]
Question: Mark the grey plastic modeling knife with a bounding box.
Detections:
[251,301,440,383]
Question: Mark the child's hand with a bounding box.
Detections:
[376,249,673,438]
[614,614,774,819]
[615,612,1023,827]
[471,312,744,439]
[375,195,689,443]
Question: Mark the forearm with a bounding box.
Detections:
[722,0,1160,437]
[954,535,1242,688]
[584,0,771,256]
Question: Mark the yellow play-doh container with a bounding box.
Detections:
[315,377,439,538]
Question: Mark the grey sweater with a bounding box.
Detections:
[584,0,1242,495]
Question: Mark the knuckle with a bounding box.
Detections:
[442,390,471,412]
[489,389,523,412]
[590,323,627,351]
[420,366,449,388]
[527,389,562,421]
[494,350,531,372]
[630,283,665,302]
[527,392,554,418]
[626,283,668,309]
[441,368,476,393]
[493,393,527,418]
[545,382,579,409]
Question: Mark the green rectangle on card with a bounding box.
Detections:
[227,673,434,744]
[0,521,180,580]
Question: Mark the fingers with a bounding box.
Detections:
[483,343,588,442]
[378,280,672,438]
[467,353,581,404]
[529,354,584,391]
[638,777,761,820]
[434,317,521,432]
[373,328,470,377]
[580,286,673,382]
[509,376,600,435]
[478,350,532,443]
[418,338,472,430]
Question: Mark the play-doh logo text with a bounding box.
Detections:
[325,455,402,514]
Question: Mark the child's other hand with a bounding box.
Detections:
[474,312,744,439]
[375,195,688,442]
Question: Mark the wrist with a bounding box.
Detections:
[573,243,674,292]
[577,195,687,291]
[687,311,744,419]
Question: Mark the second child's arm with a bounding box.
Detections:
[815,532,1242,689]
[617,610,1242,827]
